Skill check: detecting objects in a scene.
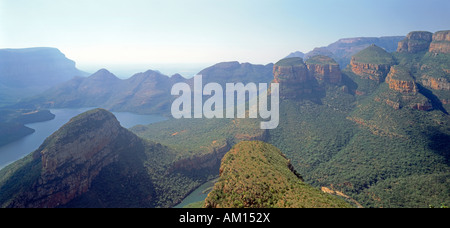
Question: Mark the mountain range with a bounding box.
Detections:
[286,36,405,69]
[0,30,449,208]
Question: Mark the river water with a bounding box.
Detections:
[0,108,167,170]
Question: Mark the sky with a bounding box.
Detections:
[1,0,449,76]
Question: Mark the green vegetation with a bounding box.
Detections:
[275,57,305,66]
[352,45,395,65]
[305,55,338,65]
[204,141,351,208]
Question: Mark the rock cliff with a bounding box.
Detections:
[306,55,342,84]
[350,45,395,82]
[274,57,343,99]
[273,58,315,99]
[385,66,419,93]
[1,109,151,208]
[429,30,450,54]
[397,31,433,53]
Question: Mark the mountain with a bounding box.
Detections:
[286,36,405,69]
[0,109,215,208]
[271,30,450,208]
[204,141,351,208]
[134,30,450,208]
[17,62,274,115]
[273,55,342,100]
[285,51,305,59]
[0,48,88,105]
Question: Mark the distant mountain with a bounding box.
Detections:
[285,51,305,59]
[18,62,274,115]
[204,141,351,208]
[286,36,405,69]
[0,48,88,105]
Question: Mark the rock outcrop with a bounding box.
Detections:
[429,30,450,54]
[350,45,394,82]
[2,109,149,208]
[306,55,342,84]
[274,57,343,99]
[385,66,419,93]
[397,31,433,53]
[421,75,450,91]
[273,58,316,99]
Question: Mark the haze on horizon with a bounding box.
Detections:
[1,0,450,73]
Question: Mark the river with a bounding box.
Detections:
[0,108,167,170]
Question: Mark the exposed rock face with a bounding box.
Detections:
[273,58,315,99]
[274,57,343,99]
[429,30,450,54]
[350,45,394,82]
[7,109,143,208]
[397,31,433,53]
[421,75,450,91]
[351,61,391,82]
[385,66,419,93]
[306,55,342,84]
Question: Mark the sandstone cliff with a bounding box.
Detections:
[350,45,394,82]
[274,57,343,99]
[385,66,419,93]
[397,31,433,53]
[429,30,450,54]
[1,109,153,208]
[306,55,342,84]
[273,58,316,99]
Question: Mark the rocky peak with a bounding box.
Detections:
[397,31,433,53]
[350,45,394,82]
[385,65,419,93]
[8,108,142,208]
[429,30,450,54]
[273,58,313,99]
[89,69,120,81]
[305,55,342,84]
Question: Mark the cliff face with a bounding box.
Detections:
[421,75,450,91]
[397,31,433,53]
[350,45,394,82]
[351,61,391,82]
[385,66,419,93]
[273,58,315,99]
[429,30,450,54]
[2,109,149,208]
[306,55,342,84]
[274,56,342,99]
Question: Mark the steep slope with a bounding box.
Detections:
[350,44,395,82]
[0,109,212,208]
[204,141,351,208]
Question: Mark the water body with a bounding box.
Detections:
[0,108,167,170]
[174,179,216,208]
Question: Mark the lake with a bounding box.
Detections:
[0,108,167,170]
[174,179,216,208]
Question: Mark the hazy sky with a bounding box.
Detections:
[1,0,449,74]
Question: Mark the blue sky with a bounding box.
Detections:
[1,0,449,75]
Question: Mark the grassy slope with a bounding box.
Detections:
[204,141,351,208]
